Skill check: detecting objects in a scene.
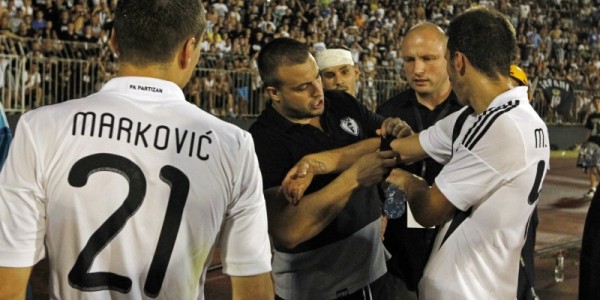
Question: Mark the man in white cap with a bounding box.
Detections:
[315,48,360,97]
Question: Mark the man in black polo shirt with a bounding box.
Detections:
[249,37,404,300]
[376,22,462,299]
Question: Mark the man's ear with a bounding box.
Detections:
[180,37,197,69]
[454,51,467,76]
[108,29,119,58]
[266,86,280,102]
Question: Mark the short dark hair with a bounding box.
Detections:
[114,0,206,65]
[446,6,515,80]
[257,38,310,89]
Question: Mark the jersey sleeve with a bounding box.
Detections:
[434,116,527,211]
[219,132,272,276]
[418,109,464,165]
[0,116,46,267]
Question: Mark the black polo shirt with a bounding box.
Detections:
[377,89,462,183]
[249,90,384,253]
[375,88,463,291]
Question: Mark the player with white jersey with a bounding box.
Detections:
[385,6,550,299]
[416,87,548,298]
[0,1,273,299]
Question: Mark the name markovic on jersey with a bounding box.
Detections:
[72,111,212,161]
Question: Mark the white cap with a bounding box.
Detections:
[315,49,354,71]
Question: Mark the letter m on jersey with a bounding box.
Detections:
[534,128,546,149]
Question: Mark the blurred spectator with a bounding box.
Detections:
[58,21,79,41]
[0,0,595,121]
[88,12,102,37]
[15,17,32,37]
[40,19,56,39]
[215,71,234,116]
[8,7,23,32]
[31,9,45,31]
[22,60,41,107]
[0,53,12,109]
[212,0,228,19]
[203,70,217,114]
[184,75,202,108]
[21,0,32,16]
[232,57,251,116]
[79,24,97,43]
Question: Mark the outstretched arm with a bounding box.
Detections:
[0,266,32,300]
[230,273,274,300]
[291,117,412,175]
[386,168,455,227]
[389,133,429,164]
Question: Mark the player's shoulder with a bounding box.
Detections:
[510,100,547,130]
[468,101,545,151]
[212,117,252,143]
[20,96,91,124]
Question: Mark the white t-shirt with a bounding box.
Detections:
[418,87,549,299]
[0,77,272,299]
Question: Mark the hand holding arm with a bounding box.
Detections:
[281,117,412,204]
[386,168,455,227]
[268,150,398,249]
[281,138,381,203]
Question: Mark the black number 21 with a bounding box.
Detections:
[67,153,190,298]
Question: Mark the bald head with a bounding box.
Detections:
[401,22,450,101]
[404,22,446,45]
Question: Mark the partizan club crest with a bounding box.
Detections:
[340,117,359,136]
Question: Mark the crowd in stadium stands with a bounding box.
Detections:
[0,0,599,121]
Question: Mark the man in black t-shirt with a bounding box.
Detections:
[250,37,410,300]
[376,22,462,299]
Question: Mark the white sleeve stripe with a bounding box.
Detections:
[463,101,519,150]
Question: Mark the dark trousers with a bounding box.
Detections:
[580,187,600,300]
[517,208,539,300]
[275,273,391,300]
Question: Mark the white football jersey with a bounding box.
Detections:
[0,77,272,299]
[418,87,549,299]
